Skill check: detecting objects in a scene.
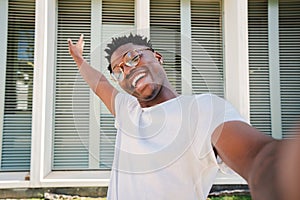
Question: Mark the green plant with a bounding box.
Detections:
[208,195,251,200]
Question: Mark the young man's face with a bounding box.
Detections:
[110,43,166,101]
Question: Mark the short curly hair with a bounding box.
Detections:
[105,33,152,73]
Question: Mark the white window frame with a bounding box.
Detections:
[30,0,111,188]
[220,0,249,184]
[0,0,31,188]
[0,0,250,188]
[0,0,8,169]
[224,0,250,121]
[268,0,282,139]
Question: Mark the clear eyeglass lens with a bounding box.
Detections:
[111,49,143,81]
[112,68,123,81]
[124,50,140,67]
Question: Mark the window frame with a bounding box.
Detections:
[0,0,8,169]
[0,0,34,187]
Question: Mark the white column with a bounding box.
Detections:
[180,0,192,95]
[268,0,282,139]
[135,0,150,38]
[89,0,102,168]
[30,0,56,187]
[224,0,250,121]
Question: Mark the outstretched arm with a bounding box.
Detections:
[212,121,274,181]
[68,34,118,116]
[212,121,300,200]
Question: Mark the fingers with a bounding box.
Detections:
[79,33,84,42]
[67,34,84,58]
[78,34,84,49]
[67,34,83,47]
[67,38,73,47]
[67,34,84,61]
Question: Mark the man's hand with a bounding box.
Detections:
[277,138,300,200]
[68,34,85,66]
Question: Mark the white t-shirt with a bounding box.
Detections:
[107,93,246,200]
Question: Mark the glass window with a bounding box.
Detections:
[1,0,35,171]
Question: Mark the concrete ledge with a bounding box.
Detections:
[0,187,108,199]
[0,185,249,199]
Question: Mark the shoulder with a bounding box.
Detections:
[115,92,137,104]
[194,93,227,106]
[193,94,234,115]
[114,93,139,114]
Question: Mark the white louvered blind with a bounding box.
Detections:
[1,0,35,171]
[191,0,224,97]
[279,0,300,138]
[100,0,135,169]
[248,0,272,135]
[150,0,181,93]
[53,0,91,169]
[54,0,135,170]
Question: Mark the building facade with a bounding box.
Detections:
[0,0,299,190]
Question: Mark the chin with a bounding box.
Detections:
[126,82,163,101]
[138,87,162,102]
[139,93,157,102]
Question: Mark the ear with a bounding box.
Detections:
[154,52,163,64]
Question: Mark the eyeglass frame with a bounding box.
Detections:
[108,47,154,82]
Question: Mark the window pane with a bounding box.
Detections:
[279,0,300,138]
[100,0,135,169]
[248,0,272,135]
[53,0,91,170]
[2,0,35,171]
[150,0,182,93]
[54,0,135,170]
[191,0,224,97]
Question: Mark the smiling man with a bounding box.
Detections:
[107,42,177,107]
[68,34,299,200]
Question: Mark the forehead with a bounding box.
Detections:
[110,43,147,63]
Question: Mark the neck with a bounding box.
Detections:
[138,83,179,108]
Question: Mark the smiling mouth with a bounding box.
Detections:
[132,72,146,88]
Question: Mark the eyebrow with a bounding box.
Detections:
[111,49,133,71]
[111,52,127,70]
[112,63,121,71]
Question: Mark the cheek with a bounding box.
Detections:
[119,81,129,90]
[119,81,135,94]
[151,65,166,80]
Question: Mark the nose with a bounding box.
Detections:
[122,64,136,77]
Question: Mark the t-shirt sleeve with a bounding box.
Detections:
[114,92,125,118]
[194,94,248,159]
[114,92,139,130]
[114,93,128,129]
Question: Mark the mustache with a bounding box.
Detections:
[125,66,147,80]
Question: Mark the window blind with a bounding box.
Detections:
[248,0,272,135]
[191,0,224,97]
[54,0,135,170]
[248,0,300,137]
[100,0,135,169]
[279,0,300,138]
[53,0,92,170]
[102,0,134,25]
[1,0,35,171]
[150,0,182,93]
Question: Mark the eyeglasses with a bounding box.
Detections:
[110,48,154,82]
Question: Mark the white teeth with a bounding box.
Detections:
[132,73,146,87]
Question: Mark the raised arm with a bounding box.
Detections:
[68,34,118,116]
